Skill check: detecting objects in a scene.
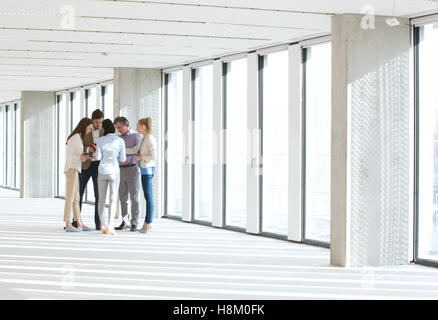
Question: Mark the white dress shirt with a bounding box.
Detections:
[64,133,84,173]
[91,127,100,161]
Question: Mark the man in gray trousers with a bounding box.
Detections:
[114,116,142,231]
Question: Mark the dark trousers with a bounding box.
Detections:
[141,173,154,224]
[74,161,101,228]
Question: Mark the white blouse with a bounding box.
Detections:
[64,133,84,173]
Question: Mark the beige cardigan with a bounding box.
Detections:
[64,133,84,173]
[126,133,157,168]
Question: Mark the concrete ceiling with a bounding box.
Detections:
[0,0,438,103]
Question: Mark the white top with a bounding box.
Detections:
[126,133,157,168]
[96,133,127,175]
[64,133,84,173]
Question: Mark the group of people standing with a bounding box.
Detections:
[62,109,157,235]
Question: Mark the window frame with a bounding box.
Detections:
[191,65,214,226]
[301,42,332,248]
[413,24,438,268]
[160,36,333,250]
[222,59,248,232]
[258,51,289,240]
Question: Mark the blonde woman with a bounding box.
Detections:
[126,117,157,233]
[64,117,94,232]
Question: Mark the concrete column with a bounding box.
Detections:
[331,14,411,267]
[20,91,55,198]
[113,67,162,218]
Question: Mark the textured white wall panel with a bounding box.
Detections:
[114,68,162,222]
[331,14,411,267]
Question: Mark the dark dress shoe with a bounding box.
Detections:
[95,225,101,231]
[115,221,129,230]
[130,225,138,232]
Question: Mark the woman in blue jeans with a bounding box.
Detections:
[126,117,157,233]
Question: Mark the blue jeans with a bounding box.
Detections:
[141,173,154,224]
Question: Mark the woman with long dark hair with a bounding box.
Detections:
[63,117,94,232]
[96,119,126,235]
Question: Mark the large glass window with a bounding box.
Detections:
[193,65,214,222]
[0,103,20,189]
[86,87,97,118]
[260,51,289,235]
[165,71,184,217]
[14,103,20,189]
[70,91,81,130]
[417,24,438,262]
[0,106,4,186]
[6,105,14,188]
[102,84,114,121]
[57,94,68,197]
[224,59,248,229]
[303,42,332,244]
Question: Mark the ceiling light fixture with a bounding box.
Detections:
[385,17,400,27]
[386,0,400,27]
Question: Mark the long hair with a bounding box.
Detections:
[102,119,116,136]
[138,117,153,135]
[66,117,92,144]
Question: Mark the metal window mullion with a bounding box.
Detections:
[301,47,309,241]
[413,26,421,264]
[212,60,224,228]
[5,105,9,187]
[13,104,17,188]
[96,86,102,111]
[56,95,61,196]
[190,68,196,222]
[101,85,106,114]
[85,89,89,118]
[181,67,193,222]
[69,92,74,131]
[288,44,304,242]
[163,73,169,217]
[246,53,261,234]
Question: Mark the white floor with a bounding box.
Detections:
[1,188,438,300]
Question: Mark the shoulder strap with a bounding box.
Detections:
[136,136,145,155]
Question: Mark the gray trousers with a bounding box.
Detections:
[119,166,141,227]
[98,173,119,229]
